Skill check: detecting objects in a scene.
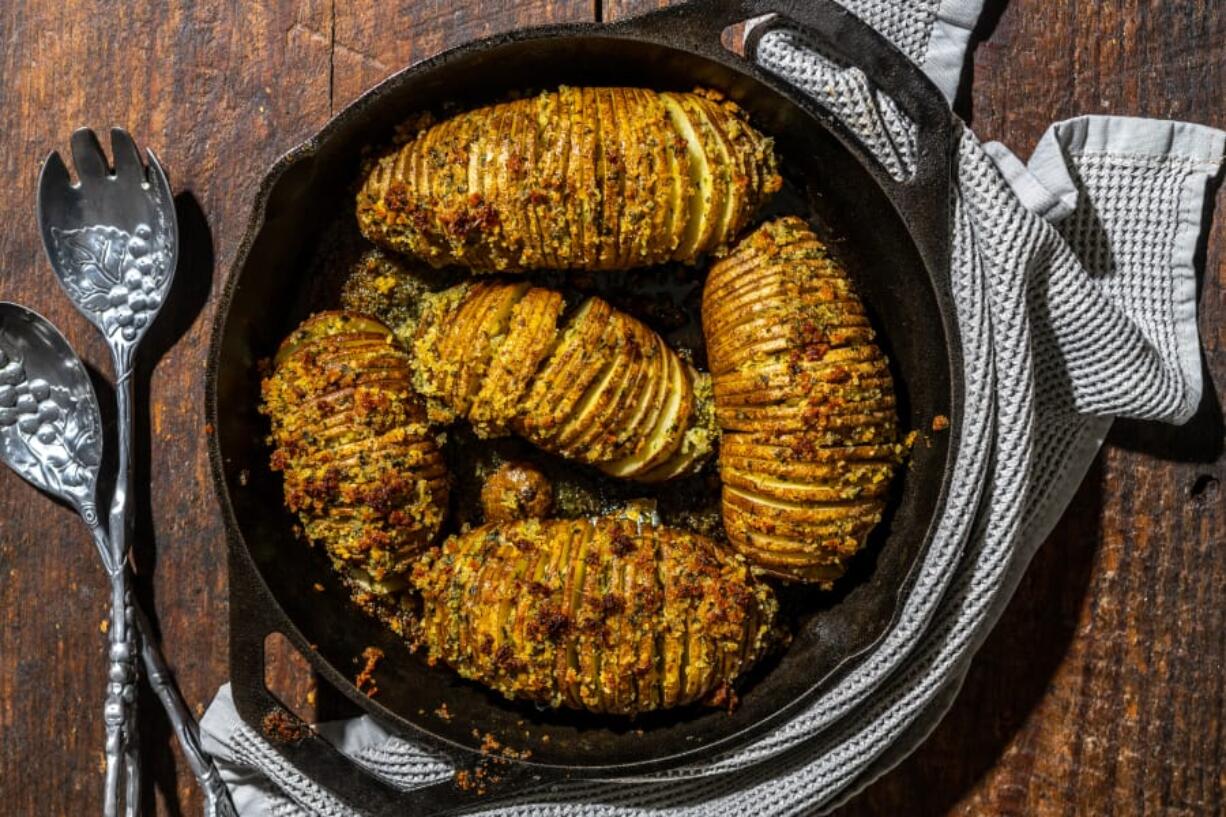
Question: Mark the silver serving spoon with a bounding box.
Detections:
[0,303,236,817]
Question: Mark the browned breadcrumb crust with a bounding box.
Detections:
[412,281,717,482]
[451,729,535,796]
[355,646,385,697]
[411,515,778,716]
[480,460,554,522]
[261,708,311,744]
[340,248,459,331]
[356,86,782,273]
[702,217,904,586]
[260,312,450,591]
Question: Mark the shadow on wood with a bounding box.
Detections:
[129,191,214,817]
[954,0,1011,125]
[831,455,1104,816]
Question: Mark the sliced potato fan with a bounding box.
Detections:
[702,217,904,586]
[410,281,715,481]
[260,312,450,589]
[357,87,781,272]
[411,515,778,715]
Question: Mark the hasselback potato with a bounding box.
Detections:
[411,280,716,482]
[702,217,903,585]
[261,312,450,589]
[411,515,777,715]
[357,86,782,272]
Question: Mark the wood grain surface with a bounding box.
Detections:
[0,1,1221,815]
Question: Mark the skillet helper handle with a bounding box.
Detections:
[608,0,955,274]
[226,552,480,817]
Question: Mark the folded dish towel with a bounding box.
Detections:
[200,2,1225,814]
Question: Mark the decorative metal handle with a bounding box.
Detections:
[133,603,238,816]
[92,521,139,817]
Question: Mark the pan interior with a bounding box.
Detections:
[212,32,952,772]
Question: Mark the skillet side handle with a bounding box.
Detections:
[227,546,473,817]
[607,0,955,279]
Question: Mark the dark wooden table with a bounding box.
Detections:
[0,2,1221,814]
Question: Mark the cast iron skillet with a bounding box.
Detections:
[206,1,960,813]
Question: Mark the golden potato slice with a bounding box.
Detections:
[409,283,469,407]
[722,485,882,531]
[517,298,612,436]
[599,335,693,478]
[715,406,898,439]
[702,95,756,235]
[682,93,737,253]
[721,460,893,504]
[636,367,716,483]
[617,89,655,264]
[722,435,899,463]
[722,501,879,552]
[660,99,692,259]
[660,92,717,261]
[561,87,586,268]
[551,342,629,457]
[721,451,897,489]
[592,331,669,477]
[593,324,668,463]
[712,358,893,404]
[496,102,530,268]
[609,87,638,267]
[451,281,530,417]
[470,287,565,435]
[594,88,622,270]
[513,100,549,269]
[561,321,650,461]
[572,87,600,268]
[535,89,570,269]
[428,112,472,263]
[553,315,638,457]
[644,90,680,260]
[437,282,502,409]
[507,100,542,268]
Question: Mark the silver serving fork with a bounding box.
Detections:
[35,129,235,816]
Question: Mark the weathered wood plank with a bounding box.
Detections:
[332,0,594,111]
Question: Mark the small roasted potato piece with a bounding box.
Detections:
[480,460,554,522]
[357,86,781,272]
[412,282,716,481]
[702,217,903,586]
[411,515,778,715]
[261,312,450,589]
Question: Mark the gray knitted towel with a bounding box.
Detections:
[200,2,1225,814]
